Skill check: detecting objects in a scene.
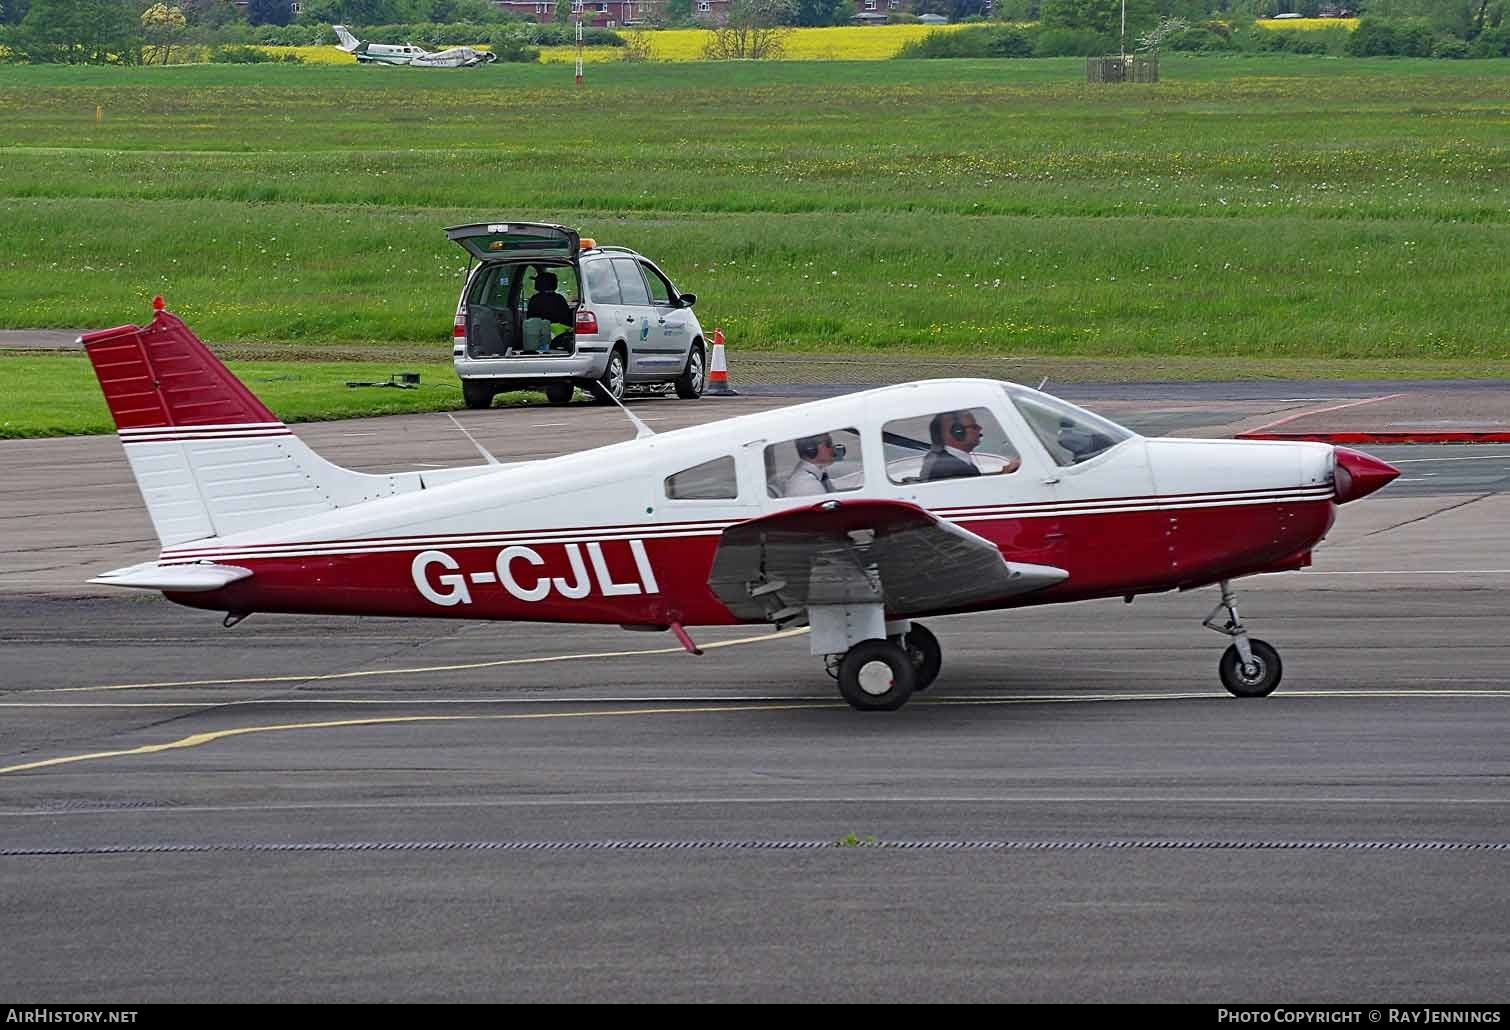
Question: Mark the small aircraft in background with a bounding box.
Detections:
[81,301,1398,711]
[332,25,496,68]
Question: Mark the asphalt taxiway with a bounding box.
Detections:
[0,386,1506,1002]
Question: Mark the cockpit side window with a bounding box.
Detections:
[763,427,865,498]
[882,408,1019,485]
[1007,388,1134,467]
[665,456,738,500]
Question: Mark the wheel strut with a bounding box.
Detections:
[1202,579,1255,672]
[1204,579,1284,698]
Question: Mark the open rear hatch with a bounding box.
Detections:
[446,222,580,263]
[449,223,581,360]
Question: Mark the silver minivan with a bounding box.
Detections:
[448,222,707,408]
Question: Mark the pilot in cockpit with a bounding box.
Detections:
[782,434,843,496]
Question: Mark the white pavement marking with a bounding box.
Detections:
[1243,393,1406,436]
[4,688,1509,711]
[37,627,813,694]
[1302,570,1510,576]
[1390,454,1510,463]
[4,690,1508,776]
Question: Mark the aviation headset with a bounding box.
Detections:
[930,412,974,446]
[796,436,845,461]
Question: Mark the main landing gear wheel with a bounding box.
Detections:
[1219,639,1283,698]
[903,623,942,692]
[837,640,916,712]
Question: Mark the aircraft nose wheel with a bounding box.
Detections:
[1219,639,1283,698]
[1204,579,1284,698]
[836,640,916,711]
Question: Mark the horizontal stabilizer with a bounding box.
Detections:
[89,561,253,592]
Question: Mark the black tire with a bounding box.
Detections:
[594,348,627,405]
[544,381,574,405]
[675,344,705,400]
[837,640,916,712]
[461,379,495,410]
[1219,639,1283,698]
[904,623,942,692]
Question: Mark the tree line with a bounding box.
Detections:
[1,0,1504,63]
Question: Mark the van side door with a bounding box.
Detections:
[610,257,666,381]
[640,260,694,367]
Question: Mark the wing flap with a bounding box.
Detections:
[708,499,1066,622]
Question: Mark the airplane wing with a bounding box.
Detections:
[707,499,1066,623]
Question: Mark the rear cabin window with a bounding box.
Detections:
[583,259,621,305]
[882,408,1020,484]
[525,265,578,305]
[764,428,865,498]
[612,258,653,305]
[665,456,738,500]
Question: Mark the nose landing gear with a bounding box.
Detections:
[1203,579,1284,698]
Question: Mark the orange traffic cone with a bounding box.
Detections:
[706,327,739,396]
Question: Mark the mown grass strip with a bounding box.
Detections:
[0,355,464,439]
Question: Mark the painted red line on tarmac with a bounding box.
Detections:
[1237,393,1406,438]
[1240,430,1510,444]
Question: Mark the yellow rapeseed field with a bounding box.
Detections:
[542,24,972,62]
[254,19,1349,66]
[1255,17,1358,30]
[279,45,354,64]
[258,25,971,65]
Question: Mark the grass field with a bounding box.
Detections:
[0,55,1506,432]
[0,355,466,438]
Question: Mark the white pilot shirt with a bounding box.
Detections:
[944,444,979,468]
[782,461,834,496]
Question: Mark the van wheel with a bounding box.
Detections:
[675,345,705,400]
[544,382,574,405]
[461,380,495,410]
[594,349,627,405]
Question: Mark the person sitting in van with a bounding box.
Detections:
[523,270,574,354]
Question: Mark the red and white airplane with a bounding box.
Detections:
[81,301,1399,711]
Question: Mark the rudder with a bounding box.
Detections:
[83,302,418,548]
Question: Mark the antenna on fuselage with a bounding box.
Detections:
[444,413,502,465]
[1037,376,1051,393]
[593,383,656,440]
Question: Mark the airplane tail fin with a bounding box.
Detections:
[332,24,361,52]
[82,302,416,549]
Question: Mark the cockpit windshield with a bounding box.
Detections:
[1003,384,1137,467]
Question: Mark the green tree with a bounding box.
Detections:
[794,0,853,25]
[141,2,188,63]
[702,0,794,55]
[490,21,540,58]
[658,0,696,22]
[246,0,293,25]
[1042,0,1157,40]
[181,0,236,27]
[14,0,142,63]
